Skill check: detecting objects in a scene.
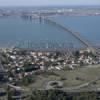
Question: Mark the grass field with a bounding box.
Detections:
[28,64,100,90]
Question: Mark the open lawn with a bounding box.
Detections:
[28,64,100,90]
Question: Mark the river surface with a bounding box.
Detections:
[0,15,100,49]
[51,15,100,46]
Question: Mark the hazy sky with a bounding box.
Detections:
[0,0,100,6]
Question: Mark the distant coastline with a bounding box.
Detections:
[0,6,100,17]
[0,6,100,49]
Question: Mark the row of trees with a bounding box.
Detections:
[29,90,98,100]
[7,89,100,100]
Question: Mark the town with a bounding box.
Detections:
[0,5,100,100]
[0,47,100,99]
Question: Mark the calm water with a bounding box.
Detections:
[51,15,100,46]
[0,15,100,48]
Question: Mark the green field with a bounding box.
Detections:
[27,64,100,91]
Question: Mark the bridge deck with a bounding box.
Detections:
[42,17,96,53]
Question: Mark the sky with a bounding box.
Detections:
[0,0,100,6]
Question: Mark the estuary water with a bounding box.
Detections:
[0,15,100,49]
[51,15,100,46]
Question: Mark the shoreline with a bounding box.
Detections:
[0,6,100,17]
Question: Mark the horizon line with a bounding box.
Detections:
[0,4,100,7]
